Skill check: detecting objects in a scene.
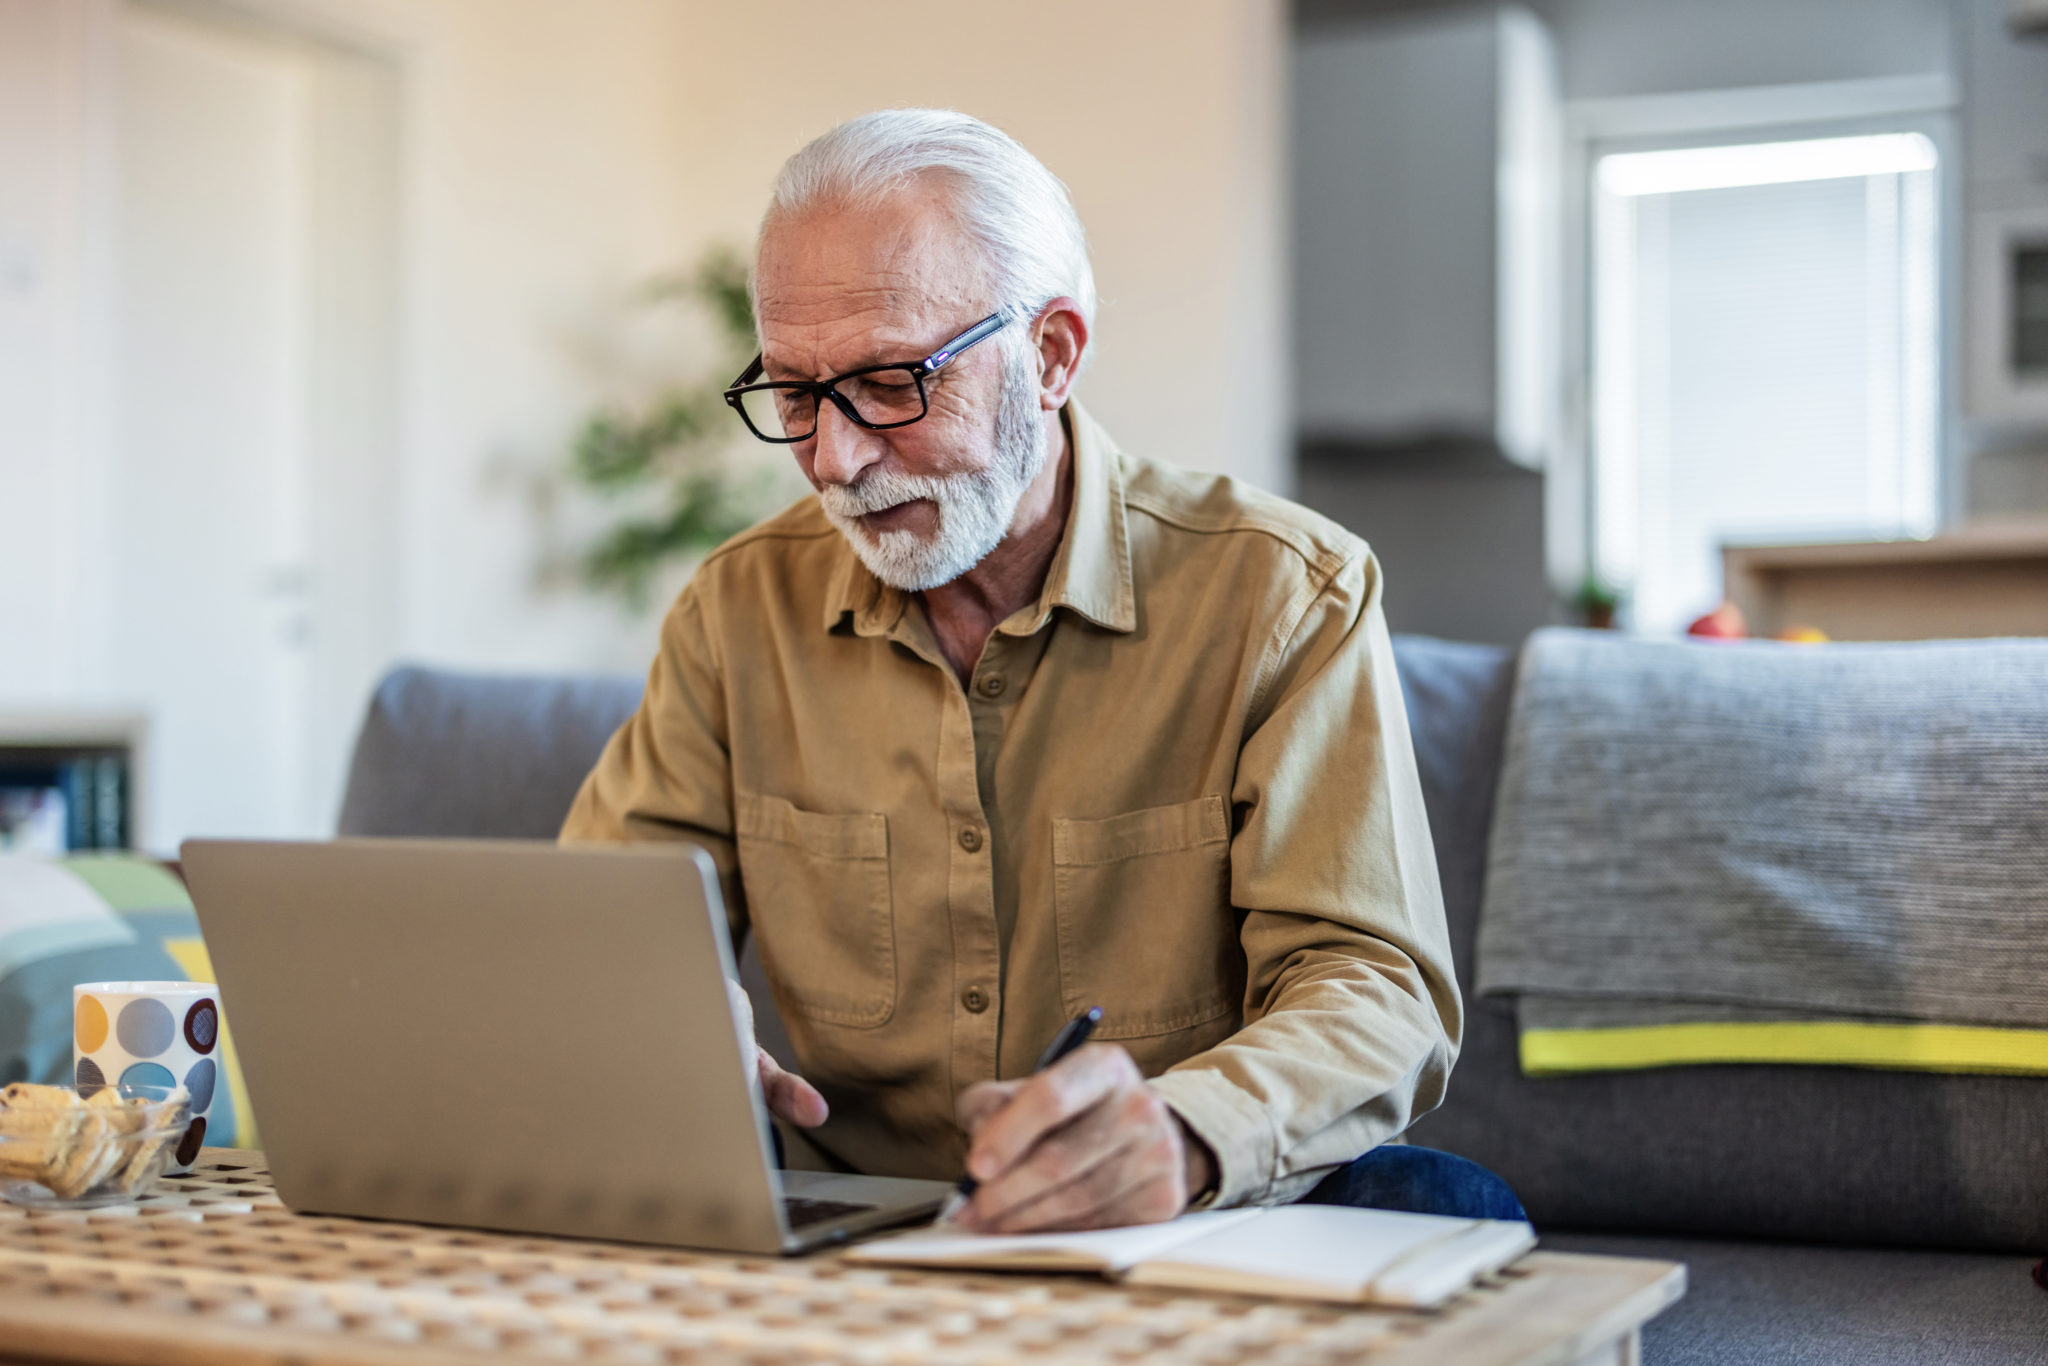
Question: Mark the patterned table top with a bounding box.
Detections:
[0,1150,1682,1366]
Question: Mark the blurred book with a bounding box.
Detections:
[0,782,69,855]
[0,753,130,853]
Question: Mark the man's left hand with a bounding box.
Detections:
[952,1043,1216,1232]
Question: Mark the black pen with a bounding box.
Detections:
[936,1005,1104,1225]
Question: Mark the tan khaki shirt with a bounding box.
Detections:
[562,404,1460,1207]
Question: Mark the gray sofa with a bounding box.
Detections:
[336,637,2048,1365]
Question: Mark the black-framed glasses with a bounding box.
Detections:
[722,311,1012,443]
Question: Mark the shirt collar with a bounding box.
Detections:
[820,399,1137,637]
[821,540,898,635]
[1016,401,1136,634]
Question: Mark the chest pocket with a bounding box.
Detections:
[1052,794,1238,1041]
[735,791,895,1028]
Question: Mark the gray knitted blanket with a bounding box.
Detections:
[1475,629,2048,1031]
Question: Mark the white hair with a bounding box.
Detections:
[759,108,1097,342]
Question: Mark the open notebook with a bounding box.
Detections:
[845,1205,1536,1308]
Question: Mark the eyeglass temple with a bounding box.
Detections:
[921,311,1012,371]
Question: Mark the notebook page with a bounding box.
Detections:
[845,1210,1259,1273]
[1371,1219,1537,1307]
[1122,1206,1532,1305]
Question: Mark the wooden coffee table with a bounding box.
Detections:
[0,1150,1682,1365]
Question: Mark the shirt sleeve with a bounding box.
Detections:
[1147,545,1462,1208]
[559,586,749,944]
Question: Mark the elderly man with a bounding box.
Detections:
[564,109,1518,1233]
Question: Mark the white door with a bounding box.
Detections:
[109,3,398,852]
[112,4,313,848]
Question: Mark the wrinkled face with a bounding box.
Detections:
[754,183,1048,591]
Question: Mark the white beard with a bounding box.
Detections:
[816,345,1047,593]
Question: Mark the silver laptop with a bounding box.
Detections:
[179,838,949,1254]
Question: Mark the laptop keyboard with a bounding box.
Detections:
[783,1195,876,1229]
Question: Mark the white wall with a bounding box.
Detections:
[397,0,1289,676]
[389,0,705,675]
[0,0,1292,812]
[669,0,1290,499]
[0,0,108,701]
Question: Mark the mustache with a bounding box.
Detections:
[817,467,963,520]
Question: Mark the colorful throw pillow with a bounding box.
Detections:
[0,853,254,1147]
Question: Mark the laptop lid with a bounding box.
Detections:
[181,838,793,1254]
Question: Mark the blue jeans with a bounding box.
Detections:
[1299,1144,1526,1221]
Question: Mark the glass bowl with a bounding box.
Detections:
[0,1081,191,1209]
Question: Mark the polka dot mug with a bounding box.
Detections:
[73,981,222,1173]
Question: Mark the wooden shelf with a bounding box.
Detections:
[1723,521,2048,641]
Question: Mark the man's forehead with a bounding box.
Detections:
[755,190,988,374]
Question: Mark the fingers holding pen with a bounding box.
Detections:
[951,1044,1190,1232]
[968,1091,1169,1231]
[955,1077,1025,1139]
[961,1043,1136,1183]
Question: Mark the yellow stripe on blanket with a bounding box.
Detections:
[1520,1021,2048,1077]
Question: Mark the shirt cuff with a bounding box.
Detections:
[1148,1068,1280,1209]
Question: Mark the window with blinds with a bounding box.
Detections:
[1591,133,1941,634]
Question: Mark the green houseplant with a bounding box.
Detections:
[566,248,783,607]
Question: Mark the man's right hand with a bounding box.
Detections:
[725,977,827,1127]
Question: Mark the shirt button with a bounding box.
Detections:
[961,986,989,1013]
[978,673,1006,698]
[958,825,983,853]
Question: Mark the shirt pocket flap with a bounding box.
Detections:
[1053,794,1229,866]
[737,790,888,861]
[1049,794,1238,1042]
[734,790,895,1028]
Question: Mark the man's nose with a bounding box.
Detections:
[806,399,882,488]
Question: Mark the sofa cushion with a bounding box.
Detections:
[337,666,642,840]
[1393,636,2048,1252]
[1543,1231,2048,1366]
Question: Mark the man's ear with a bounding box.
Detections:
[1031,297,1089,411]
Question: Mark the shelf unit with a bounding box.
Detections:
[0,712,147,853]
